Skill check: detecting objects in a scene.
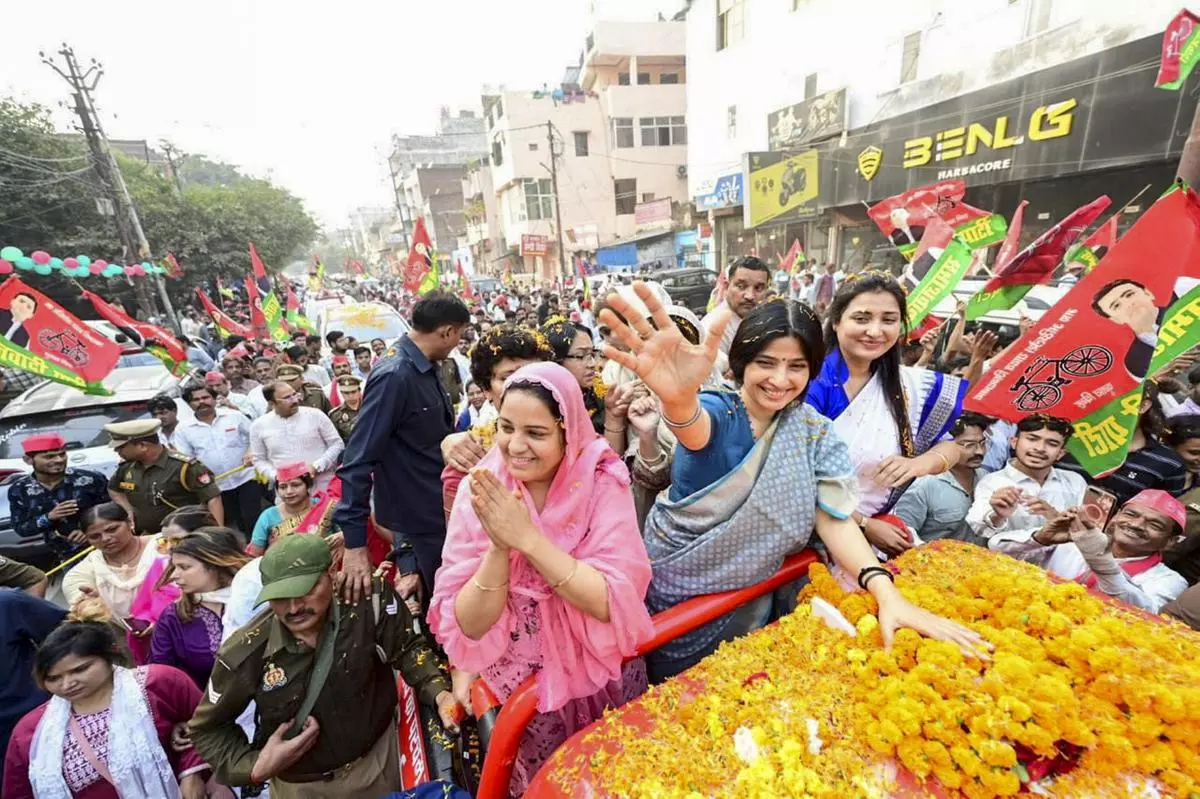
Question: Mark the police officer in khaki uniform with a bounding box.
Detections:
[104,419,224,535]
[189,534,459,798]
[276,363,331,413]
[327,375,362,443]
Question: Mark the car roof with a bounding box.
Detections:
[0,365,178,419]
[648,267,713,277]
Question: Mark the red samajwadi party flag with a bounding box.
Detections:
[965,196,1110,320]
[965,186,1200,476]
[82,289,189,376]
[403,218,434,293]
[0,277,121,395]
[1157,8,1200,89]
[779,239,804,274]
[196,287,250,338]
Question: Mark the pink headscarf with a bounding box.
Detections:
[428,362,653,712]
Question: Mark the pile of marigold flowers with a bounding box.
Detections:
[545,542,1200,798]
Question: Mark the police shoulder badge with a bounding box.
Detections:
[261,662,288,691]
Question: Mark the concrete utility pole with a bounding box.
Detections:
[42,45,181,333]
[547,121,568,281]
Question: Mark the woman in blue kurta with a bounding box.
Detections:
[599,285,987,681]
[148,528,249,687]
[805,272,967,556]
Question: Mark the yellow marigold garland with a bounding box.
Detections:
[544,542,1200,798]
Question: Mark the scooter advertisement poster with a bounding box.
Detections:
[743,149,820,227]
[964,187,1200,476]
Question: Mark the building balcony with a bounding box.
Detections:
[600,83,686,122]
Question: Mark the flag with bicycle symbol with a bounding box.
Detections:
[965,186,1200,476]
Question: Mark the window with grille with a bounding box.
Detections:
[573,131,590,157]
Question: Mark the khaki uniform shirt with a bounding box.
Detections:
[327,405,359,443]
[300,383,331,414]
[188,578,449,786]
[108,449,221,535]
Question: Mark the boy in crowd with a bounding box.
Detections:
[966,414,1088,541]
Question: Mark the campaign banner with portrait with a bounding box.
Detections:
[964,187,1200,476]
[0,277,120,395]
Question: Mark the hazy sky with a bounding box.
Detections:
[1,0,680,230]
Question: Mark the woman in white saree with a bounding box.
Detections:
[805,272,968,556]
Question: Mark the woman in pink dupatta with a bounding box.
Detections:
[428,362,654,796]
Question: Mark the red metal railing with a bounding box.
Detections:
[472,549,819,799]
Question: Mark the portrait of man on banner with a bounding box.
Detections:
[1092,276,1200,379]
[0,291,36,347]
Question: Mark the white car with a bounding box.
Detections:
[929,278,1071,332]
[0,365,189,482]
[320,302,411,349]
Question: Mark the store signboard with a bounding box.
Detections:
[520,234,549,256]
[635,198,674,232]
[813,34,1197,209]
[694,173,744,210]
[767,88,847,150]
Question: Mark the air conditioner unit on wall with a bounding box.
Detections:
[676,165,688,178]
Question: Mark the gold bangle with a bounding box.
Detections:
[550,559,579,590]
[471,576,508,592]
[932,450,952,473]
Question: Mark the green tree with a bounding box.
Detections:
[0,97,319,310]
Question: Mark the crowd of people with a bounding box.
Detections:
[1,254,1199,798]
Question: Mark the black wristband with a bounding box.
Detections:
[857,565,895,591]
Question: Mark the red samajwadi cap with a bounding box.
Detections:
[1125,489,1187,531]
[332,355,350,365]
[204,371,225,383]
[22,434,66,455]
[276,462,309,483]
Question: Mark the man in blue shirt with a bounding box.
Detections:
[335,294,470,603]
[0,588,66,756]
[7,434,108,561]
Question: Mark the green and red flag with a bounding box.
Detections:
[456,259,474,300]
[0,277,119,395]
[1156,8,1200,89]
[779,239,805,274]
[965,186,1200,476]
[163,253,184,279]
[905,216,975,330]
[404,218,435,293]
[82,289,189,376]
[965,196,1110,320]
[285,285,314,333]
[1063,214,1120,274]
[196,287,249,338]
[418,251,441,296]
[867,180,1006,259]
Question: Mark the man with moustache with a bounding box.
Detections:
[327,375,363,443]
[700,255,770,367]
[989,489,1188,613]
[893,412,993,544]
[188,534,457,797]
